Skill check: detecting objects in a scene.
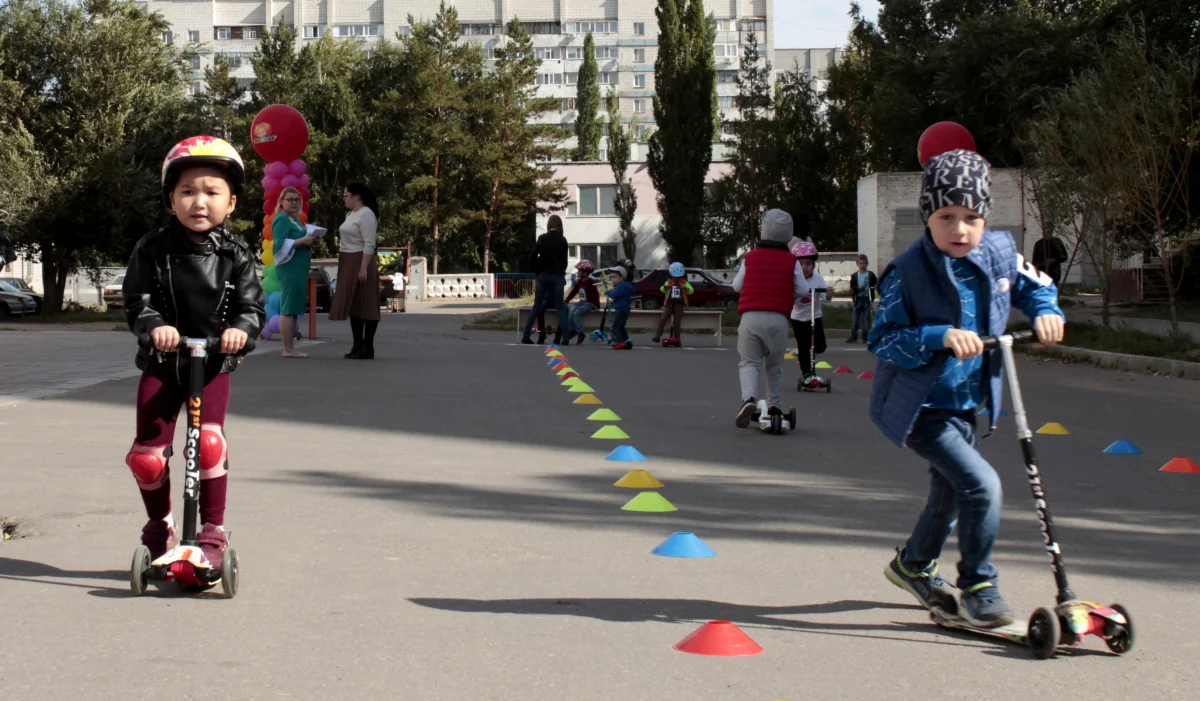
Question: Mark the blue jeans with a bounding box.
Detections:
[523,273,568,340]
[611,308,630,344]
[567,302,596,336]
[901,409,1002,589]
[850,296,871,340]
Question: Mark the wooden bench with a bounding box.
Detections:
[516,306,725,346]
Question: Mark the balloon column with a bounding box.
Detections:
[250,104,311,339]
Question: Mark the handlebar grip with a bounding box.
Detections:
[980,329,1036,349]
[137,333,256,355]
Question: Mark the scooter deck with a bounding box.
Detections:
[930,606,1028,644]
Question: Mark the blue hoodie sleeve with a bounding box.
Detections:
[1012,258,1065,321]
[866,270,951,370]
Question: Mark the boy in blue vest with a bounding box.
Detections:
[868,150,1064,628]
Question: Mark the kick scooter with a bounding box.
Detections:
[798,288,831,393]
[927,330,1133,659]
[130,334,255,599]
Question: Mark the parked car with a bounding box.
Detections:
[630,268,739,311]
[0,277,41,314]
[0,281,38,317]
[102,275,125,308]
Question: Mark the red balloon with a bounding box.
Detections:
[302,202,310,214]
[299,187,311,201]
[918,121,977,165]
[250,104,310,163]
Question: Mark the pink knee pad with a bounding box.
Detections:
[198,424,228,479]
[127,443,168,489]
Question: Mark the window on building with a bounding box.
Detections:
[564,46,583,60]
[717,70,738,83]
[597,71,615,85]
[575,186,617,215]
[461,24,503,36]
[563,73,577,85]
[595,45,618,60]
[560,98,576,111]
[713,44,738,58]
[598,147,608,161]
[534,47,561,60]
[244,28,258,39]
[635,125,647,140]
[633,48,645,63]
[334,24,382,37]
[536,73,563,85]
[397,26,412,37]
[220,53,243,69]
[303,25,326,39]
[526,22,561,35]
[718,96,734,108]
[633,99,645,113]
[573,244,620,266]
[633,74,646,88]
[162,31,173,44]
[714,18,736,31]
[189,81,203,96]
[739,19,767,32]
[216,27,232,40]
[633,22,645,36]
[188,30,200,43]
[189,56,201,69]
[564,21,617,34]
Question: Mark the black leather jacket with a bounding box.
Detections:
[123,219,266,377]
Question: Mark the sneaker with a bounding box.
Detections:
[197,523,229,569]
[562,337,571,346]
[652,335,661,343]
[735,398,757,428]
[141,518,178,561]
[576,333,585,344]
[959,582,1015,628]
[884,550,959,614]
[520,337,534,345]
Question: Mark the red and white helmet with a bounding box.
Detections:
[790,239,819,260]
[161,136,246,195]
[575,260,595,273]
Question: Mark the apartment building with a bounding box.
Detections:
[144,0,776,159]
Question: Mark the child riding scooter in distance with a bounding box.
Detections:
[653,262,693,346]
[790,240,833,391]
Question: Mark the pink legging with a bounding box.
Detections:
[135,371,231,525]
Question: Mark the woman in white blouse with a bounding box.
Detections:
[329,182,381,359]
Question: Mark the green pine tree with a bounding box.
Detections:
[716,31,776,249]
[605,90,638,261]
[473,18,568,272]
[574,33,602,160]
[647,0,716,265]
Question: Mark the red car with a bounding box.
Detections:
[631,268,739,311]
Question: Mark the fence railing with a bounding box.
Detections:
[425,273,495,299]
[493,273,537,299]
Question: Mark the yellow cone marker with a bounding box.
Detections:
[568,383,596,393]
[1037,422,1070,435]
[555,367,575,376]
[573,394,603,405]
[587,409,622,421]
[784,353,797,360]
[592,425,630,439]
[562,377,583,386]
[614,469,664,489]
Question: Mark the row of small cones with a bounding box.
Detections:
[1005,421,1198,473]
[542,344,765,656]
[785,357,875,380]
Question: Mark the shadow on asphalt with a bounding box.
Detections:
[0,557,127,595]
[47,319,1200,588]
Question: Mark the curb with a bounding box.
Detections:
[1019,342,1200,380]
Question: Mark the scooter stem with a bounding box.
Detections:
[996,334,1076,604]
[180,340,208,546]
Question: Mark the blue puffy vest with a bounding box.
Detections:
[870,230,1018,446]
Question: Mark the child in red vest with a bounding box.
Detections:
[732,209,810,427]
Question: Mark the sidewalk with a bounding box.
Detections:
[1066,312,1200,340]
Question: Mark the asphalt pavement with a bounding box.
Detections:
[2,306,1199,700]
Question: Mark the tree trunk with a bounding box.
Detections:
[483,178,501,274]
[39,250,66,316]
[432,152,441,275]
[1158,230,1181,336]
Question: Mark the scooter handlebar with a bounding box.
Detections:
[980,329,1036,350]
[137,333,256,355]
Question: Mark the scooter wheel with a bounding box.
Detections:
[1027,607,1061,659]
[221,547,239,599]
[130,544,152,597]
[826,378,832,393]
[787,408,797,428]
[1105,603,1134,654]
[770,414,782,435]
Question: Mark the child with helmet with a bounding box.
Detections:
[120,136,266,571]
[563,260,600,345]
[790,240,834,389]
[652,262,694,346]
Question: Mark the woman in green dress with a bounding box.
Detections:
[273,187,317,358]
